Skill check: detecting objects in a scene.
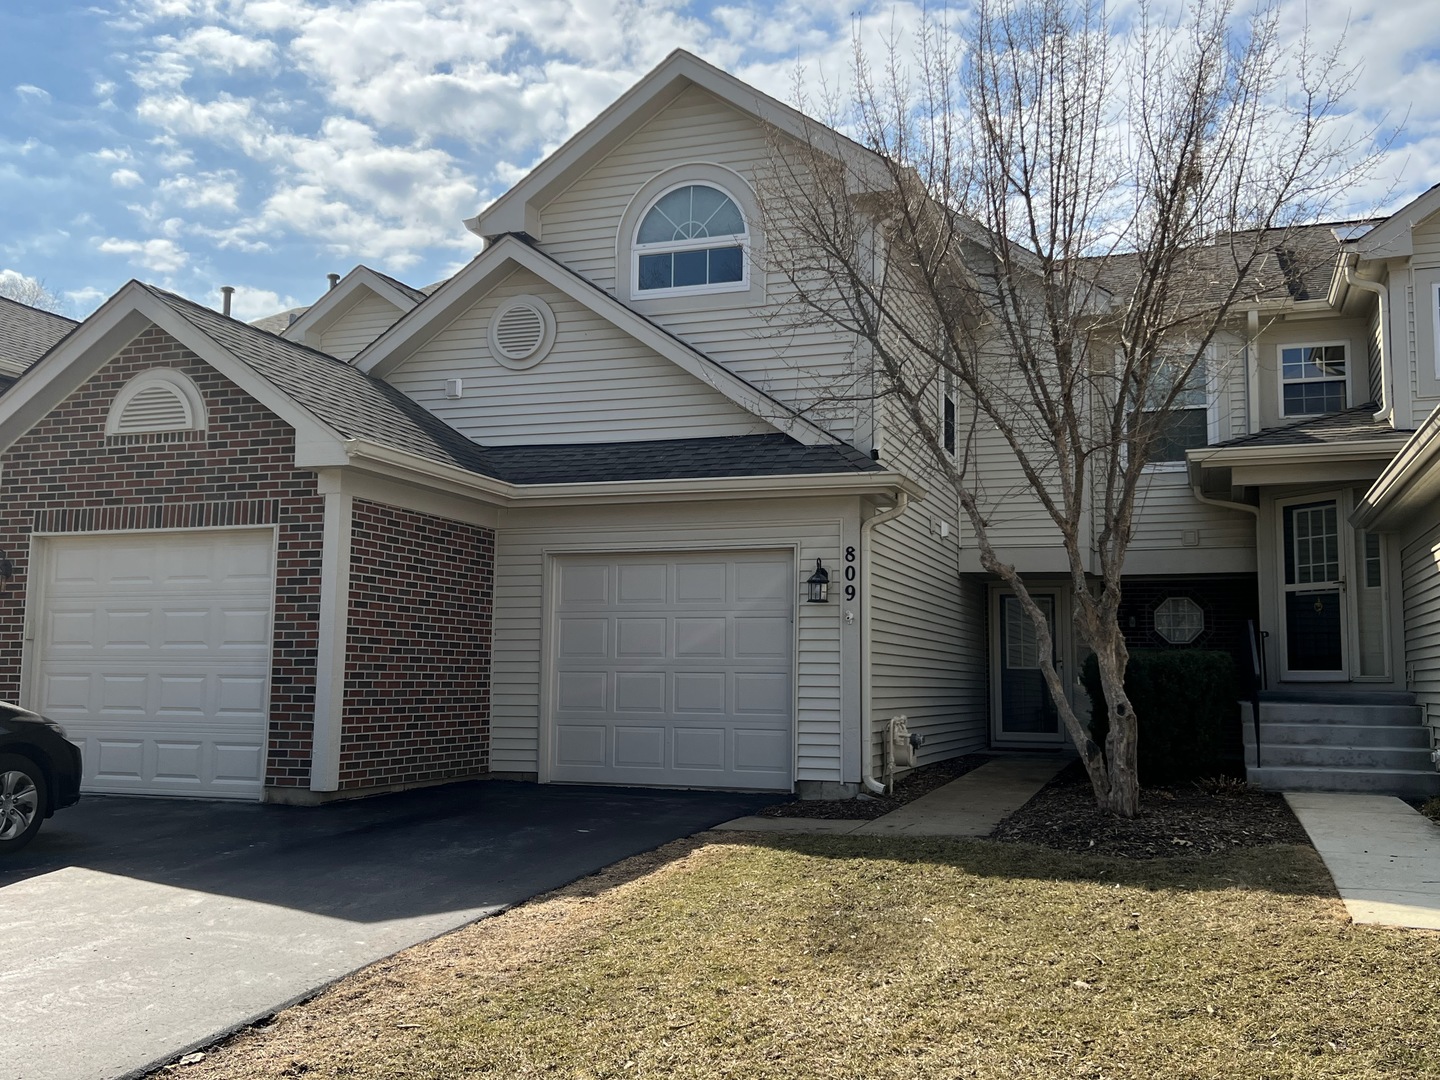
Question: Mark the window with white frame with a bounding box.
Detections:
[633,184,747,295]
[1280,342,1347,416]
[1130,356,1212,467]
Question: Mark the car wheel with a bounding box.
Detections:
[0,753,47,853]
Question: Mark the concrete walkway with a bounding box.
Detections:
[1285,792,1440,931]
[714,756,1069,837]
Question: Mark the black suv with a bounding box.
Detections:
[1,702,82,852]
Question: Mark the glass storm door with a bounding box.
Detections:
[1281,499,1348,679]
[996,593,1062,742]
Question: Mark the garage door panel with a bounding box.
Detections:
[558,618,607,658]
[554,724,607,766]
[557,671,607,710]
[614,671,665,712]
[550,552,793,791]
[674,617,726,657]
[674,562,726,603]
[614,726,666,768]
[672,728,725,770]
[35,530,274,800]
[617,563,666,603]
[615,618,665,658]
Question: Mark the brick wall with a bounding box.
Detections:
[340,499,494,788]
[1118,573,1260,679]
[0,325,325,788]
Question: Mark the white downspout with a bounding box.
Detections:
[1342,266,1391,424]
[860,491,910,795]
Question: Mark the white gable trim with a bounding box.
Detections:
[1355,184,1440,260]
[0,282,349,466]
[353,236,842,447]
[280,266,421,349]
[467,50,890,241]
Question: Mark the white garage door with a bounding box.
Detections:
[550,552,794,791]
[33,530,275,800]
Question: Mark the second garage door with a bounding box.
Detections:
[32,529,276,800]
[550,551,794,790]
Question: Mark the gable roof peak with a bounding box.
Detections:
[467,50,886,242]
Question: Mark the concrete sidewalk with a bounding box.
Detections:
[713,756,1069,837]
[1285,792,1440,931]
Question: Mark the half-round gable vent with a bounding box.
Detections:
[105,369,206,437]
[487,295,556,369]
[116,384,192,432]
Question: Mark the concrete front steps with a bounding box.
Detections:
[1241,691,1440,798]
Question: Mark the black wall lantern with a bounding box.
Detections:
[806,557,830,603]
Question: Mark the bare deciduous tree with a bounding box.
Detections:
[0,271,67,315]
[761,0,1383,815]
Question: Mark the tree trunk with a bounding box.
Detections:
[1088,623,1140,817]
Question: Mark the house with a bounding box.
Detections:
[0,50,1435,805]
[0,53,979,804]
[0,295,78,394]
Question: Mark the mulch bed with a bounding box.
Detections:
[991,761,1312,858]
[753,754,993,819]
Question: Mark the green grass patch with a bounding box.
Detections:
[173,837,1440,1080]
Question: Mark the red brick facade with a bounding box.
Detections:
[340,499,494,788]
[0,326,326,787]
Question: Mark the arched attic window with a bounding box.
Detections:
[633,183,748,296]
[105,369,207,438]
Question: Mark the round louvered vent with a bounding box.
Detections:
[488,295,555,369]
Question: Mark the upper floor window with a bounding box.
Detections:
[633,184,747,296]
[1281,342,1347,416]
[1131,357,1213,468]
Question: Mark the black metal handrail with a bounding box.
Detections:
[1246,620,1267,768]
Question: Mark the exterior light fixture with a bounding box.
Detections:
[806,558,830,603]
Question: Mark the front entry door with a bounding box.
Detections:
[1280,497,1348,679]
[993,591,1064,744]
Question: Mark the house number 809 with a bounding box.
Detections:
[844,545,857,601]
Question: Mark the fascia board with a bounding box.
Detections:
[1187,437,1409,470]
[281,269,417,343]
[468,51,888,240]
[356,237,839,447]
[1352,405,1440,530]
[1354,186,1440,260]
[342,437,925,507]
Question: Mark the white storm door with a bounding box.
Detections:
[1279,496,1349,681]
[549,552,794,791]
[33,530,276,800]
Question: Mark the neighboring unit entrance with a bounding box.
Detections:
[31,530,276,799]
[991,589,1067,745]
[548,551,794,790]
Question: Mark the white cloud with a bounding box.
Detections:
[15,84,52,104]
[159,171,241,211]
[111,168,144,187]
[65,286,112,315]
[97,236,189,273]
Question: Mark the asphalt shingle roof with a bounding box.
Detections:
[148,285,876,486]
[0,296,78,379]
[1209,404,1404,449]
[485,435,879,484]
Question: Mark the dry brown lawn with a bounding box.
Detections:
[155,835,1440,1080]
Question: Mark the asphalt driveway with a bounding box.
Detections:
[0,779,773,1080]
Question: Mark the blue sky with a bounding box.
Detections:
[1,0,1437,323]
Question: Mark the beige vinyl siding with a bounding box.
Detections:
[490,499,860,784]
[1401,518,1440,744]
[385,268,771,445]
[868,397,988,771]
[1128,471,1257,556]
[537,85,860,443]
[319,292,406,361]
